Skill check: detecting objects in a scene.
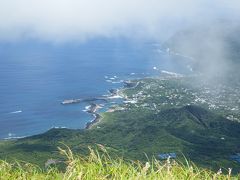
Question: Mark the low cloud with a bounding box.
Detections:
[0,0,239,42]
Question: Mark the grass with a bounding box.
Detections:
[0,145,239,180]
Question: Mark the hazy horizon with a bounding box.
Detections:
[0,0,239,43]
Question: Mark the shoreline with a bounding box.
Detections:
[85,103,103,129]
[2,76,188,140]
[84,89,124,129]
[85,113,102,129]
[2,79,139,139]
[84,82,132,129]
[84,76,183,129]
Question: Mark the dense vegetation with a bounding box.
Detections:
[1,105,240,172]
[0,77,240,176]
[0,146,239,179]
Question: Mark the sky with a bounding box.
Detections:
[0,0,239,43]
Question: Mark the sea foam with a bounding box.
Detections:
[9,110,22,114]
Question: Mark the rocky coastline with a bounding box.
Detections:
[61,80,135,129]
[85,87,125,129]
[80,103,102,129]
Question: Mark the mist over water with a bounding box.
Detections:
[165,21,240,83]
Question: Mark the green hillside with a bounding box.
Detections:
[1,105,240,171]
[0,77,240,174]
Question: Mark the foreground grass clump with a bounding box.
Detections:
[0,146,239,180]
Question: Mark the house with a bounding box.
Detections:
[158,153,176,160]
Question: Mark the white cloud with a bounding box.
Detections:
[0,0,239,42]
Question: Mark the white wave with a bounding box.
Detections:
[153,66,158,70]
[108,95,123,99]
[161,70,183,77]
[82,105,91,112]
[51,126,67,129]
[9,110,22,114]
[4,134,26,140]
[8,133,15,137]
[85,105,91,109]
[106,79,123,84]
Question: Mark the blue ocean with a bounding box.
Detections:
[0,38,190,139]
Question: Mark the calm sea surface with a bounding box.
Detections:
[0,38,190,139]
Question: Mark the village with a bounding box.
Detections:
[111,76,240,122]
